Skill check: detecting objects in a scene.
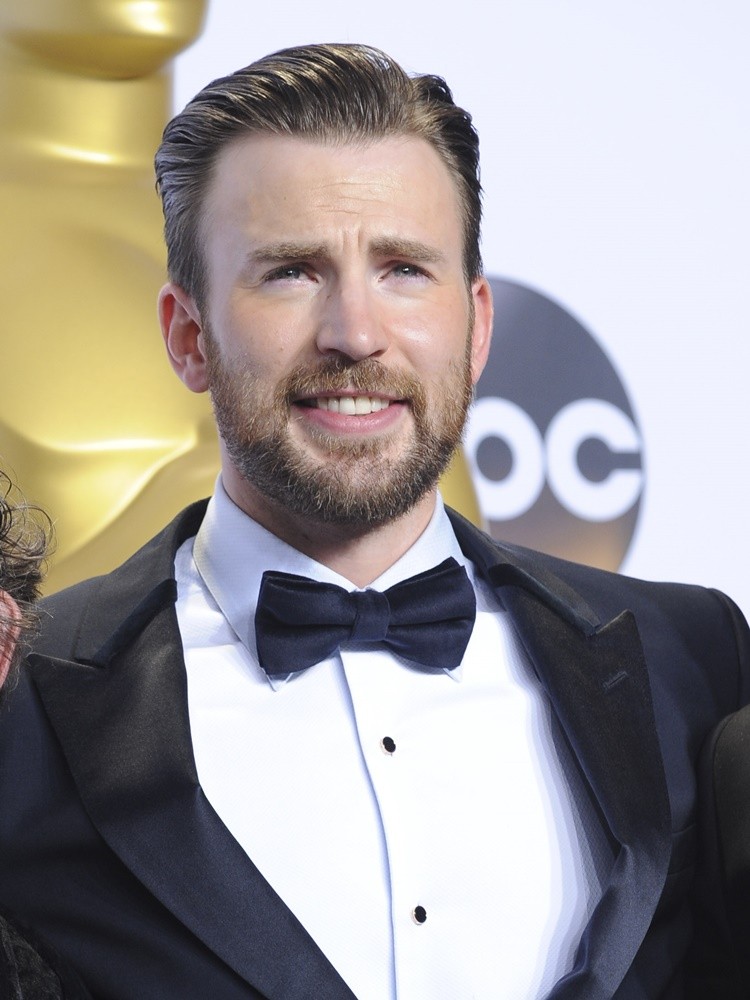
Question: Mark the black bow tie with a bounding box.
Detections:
[254,557,476,677]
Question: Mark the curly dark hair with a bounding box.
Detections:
[0,471,51,692]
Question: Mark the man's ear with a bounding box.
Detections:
[0,591,21,690]
[158,283,210,393]
[468,277,493,385]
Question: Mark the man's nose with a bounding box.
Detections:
[315,278,389,361]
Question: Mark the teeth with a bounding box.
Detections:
[315,396,391,414]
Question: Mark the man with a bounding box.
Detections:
[0,43,748,1000]
[0,473,91,999]
[682,703,750,996]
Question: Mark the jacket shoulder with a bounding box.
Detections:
[34,500,209,660]
[448,507,750,700]
[448,504,741,622]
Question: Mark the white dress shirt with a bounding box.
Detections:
[175,480,612,999]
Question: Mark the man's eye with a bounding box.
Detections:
[266,265,306,281]
[391,263,426,278]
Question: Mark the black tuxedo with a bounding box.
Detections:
[0,501,748,999]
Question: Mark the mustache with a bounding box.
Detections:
[281,358,425,403]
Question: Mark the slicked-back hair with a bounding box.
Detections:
[155,43,483,311]
[0,473,49,688]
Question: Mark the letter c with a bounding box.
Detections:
[545,399,643,521]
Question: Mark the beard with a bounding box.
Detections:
[205,334,474,530]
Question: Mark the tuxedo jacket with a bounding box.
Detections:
[0,501,748,1000]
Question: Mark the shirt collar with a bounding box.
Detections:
[192,477,471,686]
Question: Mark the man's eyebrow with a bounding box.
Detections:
[369,237,446,264]
[246,242,329,266]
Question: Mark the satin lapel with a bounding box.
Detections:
[449,512,672,1000]
[28,504,355,1000]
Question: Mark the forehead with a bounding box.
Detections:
[201,133,465,253]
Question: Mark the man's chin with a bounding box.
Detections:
[291,426,408,463]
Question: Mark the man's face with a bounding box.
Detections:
[176,133,492,530]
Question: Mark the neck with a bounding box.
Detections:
[0,40,171,178]
[223,471,438,588]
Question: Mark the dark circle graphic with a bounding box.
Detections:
[467,278,644,571]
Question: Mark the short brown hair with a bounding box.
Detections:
[0,472,50,690]
[155,42,483,311]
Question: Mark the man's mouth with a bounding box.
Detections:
[297,395,395,415]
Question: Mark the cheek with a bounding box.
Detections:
[395,304,470,377]
[214,302,299,376]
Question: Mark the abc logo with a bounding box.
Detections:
[465,279,643,571]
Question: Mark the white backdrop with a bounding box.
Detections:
[173,1,750,615]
